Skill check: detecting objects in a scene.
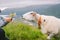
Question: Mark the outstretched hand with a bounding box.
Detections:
[5,17,12,22]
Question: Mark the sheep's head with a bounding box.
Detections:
[22,11,42,29]
[22,11,40,21]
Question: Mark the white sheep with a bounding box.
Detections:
[22,11,60,40]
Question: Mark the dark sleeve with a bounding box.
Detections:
[0,28,9,40]
[0,28,5,40]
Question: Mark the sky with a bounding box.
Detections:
[0,0,60,10]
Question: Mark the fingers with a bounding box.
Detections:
[5,17,12,22]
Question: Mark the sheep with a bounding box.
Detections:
[22,11,60,40]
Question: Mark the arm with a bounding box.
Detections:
[0,17,12,28]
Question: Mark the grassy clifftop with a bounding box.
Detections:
[3,21,47,40]
[3,21,59,40]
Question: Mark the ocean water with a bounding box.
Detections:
[0,4,60,18]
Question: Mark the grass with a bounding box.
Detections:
[3,21,47,40]
[2,21,60,40]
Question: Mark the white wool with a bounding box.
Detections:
[38,15,60,39]
[41,15,60,34]
[23,11,60,34]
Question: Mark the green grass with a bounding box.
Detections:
[3,21,60,40]
[3,21,47,40]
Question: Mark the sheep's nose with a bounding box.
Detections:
[21,15,23,17]
[21,16,24,19]
[21,17,26,20]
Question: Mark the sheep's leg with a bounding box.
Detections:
[47,33,54,40]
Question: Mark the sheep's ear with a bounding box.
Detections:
[30,13,36,16]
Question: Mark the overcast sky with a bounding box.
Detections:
[0,0,60,9]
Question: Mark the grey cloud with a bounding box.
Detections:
[0,0,60,8]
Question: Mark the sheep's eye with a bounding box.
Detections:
[30,13,33,14]
[44,19,45,22]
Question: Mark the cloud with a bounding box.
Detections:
[0,0,60,8]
